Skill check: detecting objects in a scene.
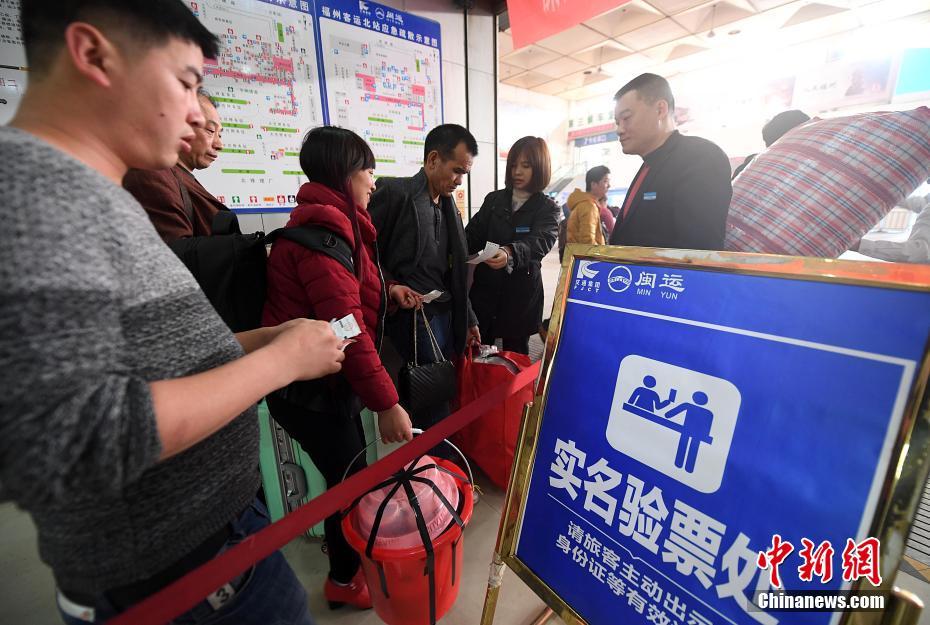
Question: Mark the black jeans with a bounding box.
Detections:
[264,394,366,583]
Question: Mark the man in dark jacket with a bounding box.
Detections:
[609,73,732,250]
[124,89,227,242]
[368,124,481,433]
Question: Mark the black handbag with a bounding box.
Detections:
[399,308,457,414]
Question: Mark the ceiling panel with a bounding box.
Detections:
[781,2,849,27]
[498,31,513,57]
[584,2,664,38]
[639,35,709,61]
[537,24,608,55]
[498,0,929,102]
[571,41,634,66]
[666,41,711,59]
[534,56,592,80]
[675,1,758,34]
[499,62,523,80]
[500,44,563,70]
[559,69,616,89]
[643,0,711,14]
[748,0,799,9]
[615,17,691,49]
[502,70,554,89]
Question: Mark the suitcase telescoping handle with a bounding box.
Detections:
[341,428,474,486]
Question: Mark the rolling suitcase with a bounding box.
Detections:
[258,401,381,538]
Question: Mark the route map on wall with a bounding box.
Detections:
[191,0,325,211]
[0,0,442,216]
[318,0,442,178]
[0,0,27,126]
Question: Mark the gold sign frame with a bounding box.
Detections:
[481,245,930,625]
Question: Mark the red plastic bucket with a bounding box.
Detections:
[342,457,474,625]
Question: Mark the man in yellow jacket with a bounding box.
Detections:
[566,165,611,247]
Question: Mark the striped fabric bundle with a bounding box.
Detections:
[726,107,930,258]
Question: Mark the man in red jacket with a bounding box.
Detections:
[123,89,227,241]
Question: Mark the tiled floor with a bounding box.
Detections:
[5,478,930,625]
[286,470,564,625]
[5,249,930,625]
[903,555,930,583]
[0,470,562,625]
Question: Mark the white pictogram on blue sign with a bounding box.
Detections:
[606,355,740,493]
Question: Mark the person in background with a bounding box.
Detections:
[263,126,413,611]
[609,73,731,250]
[1,2,344,623]
[124,89,227,241]
[368,124,481,434]
[598,195,616,239]
[561,165,610,259]
[854,187,930,263]
[732,109,810,180]
[465,136,559,355]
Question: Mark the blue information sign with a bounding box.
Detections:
[511,254,930,625]
[317,0,441,49]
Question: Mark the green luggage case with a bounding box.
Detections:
[258,401,380,538]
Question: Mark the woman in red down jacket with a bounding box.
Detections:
[263,126,412,611]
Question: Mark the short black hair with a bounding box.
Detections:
[762,110,810,147]
[300,126,375,192]
[585,165,610,192]
[614,73,675,112]
[21,0,220,76]
[423,124,478,162]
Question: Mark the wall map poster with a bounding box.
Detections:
[0,0,27,126]
[191,0,325,212]
[0,0,442,216]
[318,0,442,178]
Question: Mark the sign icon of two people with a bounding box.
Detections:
[623,376,714,473]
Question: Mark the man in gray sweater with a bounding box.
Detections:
[0,2,345,623]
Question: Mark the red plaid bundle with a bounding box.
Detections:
[726,107,930,258]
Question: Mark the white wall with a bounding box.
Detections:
[497,83,571,191]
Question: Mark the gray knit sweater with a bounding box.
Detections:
[0,127,261,595]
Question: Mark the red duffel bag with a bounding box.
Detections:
[453,350,534,489]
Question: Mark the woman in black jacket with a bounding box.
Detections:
[465,136,560,354]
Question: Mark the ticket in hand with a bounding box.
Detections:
[331,314,362,340]
[421,290,443,304]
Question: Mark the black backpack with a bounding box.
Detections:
[166,183,353,332]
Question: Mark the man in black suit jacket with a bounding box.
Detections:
[609,73,732,250]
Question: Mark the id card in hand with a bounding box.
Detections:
[331,314,362,340]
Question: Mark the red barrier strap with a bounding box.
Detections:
[109,360,541,625]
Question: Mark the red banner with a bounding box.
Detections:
[507,0,631,50]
